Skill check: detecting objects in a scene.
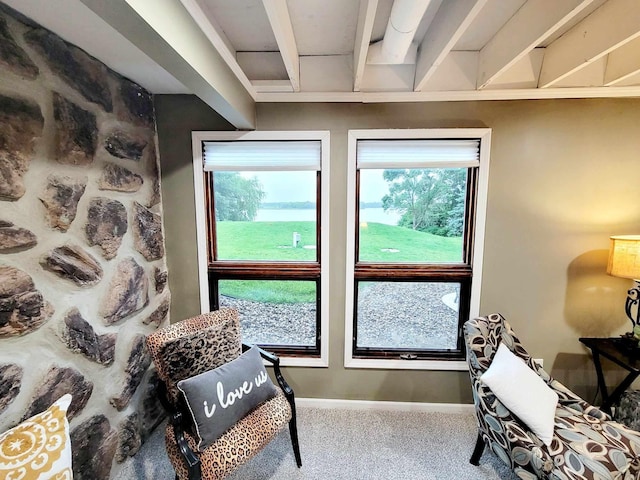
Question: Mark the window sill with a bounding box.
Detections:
[345,357,468,371]
[277,356,328,368]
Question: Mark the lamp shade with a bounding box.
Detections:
[607,235,640,279]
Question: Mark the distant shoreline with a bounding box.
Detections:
[261,201,383,209]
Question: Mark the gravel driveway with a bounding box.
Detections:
[220,282,460,349]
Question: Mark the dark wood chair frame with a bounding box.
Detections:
[470,433,485,465]
[157,343,302,480]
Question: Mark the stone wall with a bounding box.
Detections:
[0,7,169,479]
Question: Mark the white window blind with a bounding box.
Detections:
[203,140,321,171]
[357,139,480,169]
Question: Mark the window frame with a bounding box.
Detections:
[192,130,330,367]
[344,128,491,371]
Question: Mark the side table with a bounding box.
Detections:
[579,337,640,413]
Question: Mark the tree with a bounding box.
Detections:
[214,172,265,221]
[381,169,444,231]
[381,168,466,237]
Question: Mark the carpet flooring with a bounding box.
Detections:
[120,406,519,479]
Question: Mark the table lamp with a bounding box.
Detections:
[607,235,640,337]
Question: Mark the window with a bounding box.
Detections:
[345,129,491,370]
[192,131,330,366]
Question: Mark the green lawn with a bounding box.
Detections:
[218,221,317,261]
[216,221,462,302]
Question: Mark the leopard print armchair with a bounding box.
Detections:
[464,313,640,480]
[146,308,301,480]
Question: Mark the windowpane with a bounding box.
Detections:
[358,168,466,263]
[218,280,317,347]
[214,171,317,261]
[356,282,460,350]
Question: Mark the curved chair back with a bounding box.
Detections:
[146,308,242,403]
[464,313,542,380]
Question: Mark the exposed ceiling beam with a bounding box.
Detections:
[414,0,487,92]
[80,0,256,129]
[255,85,640,103]
[604,36,640,86]
[477,0,595,89]
[178,0,256,97]
[539,0,640,88]
[353,0,378,92]
[262,0,300,92]
[252,80,294,93]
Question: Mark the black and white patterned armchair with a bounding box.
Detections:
[464,313,640,479]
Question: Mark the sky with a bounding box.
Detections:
[242,170,390,203]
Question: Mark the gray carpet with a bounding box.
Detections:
[120,406,519,479]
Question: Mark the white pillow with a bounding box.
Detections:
[480,342,558,446]
[0,394,73,479]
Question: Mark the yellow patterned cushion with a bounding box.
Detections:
[0,394,73,480]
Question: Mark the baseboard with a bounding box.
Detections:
[296,397,475,414]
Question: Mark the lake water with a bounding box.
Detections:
[255,207,400,225]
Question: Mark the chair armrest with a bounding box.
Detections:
[158,381,202,479]
[501,422,554,476]
[474,382,554,475]
[549,379,611,421]
[242,343,295,401]
[243,342,279,365]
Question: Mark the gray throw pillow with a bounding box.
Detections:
[177,346,278,451]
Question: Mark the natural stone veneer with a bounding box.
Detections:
[110,335,151,411]
[23,366,92,421]
[104,130,147,161]
[71,415,118,480]
[143,293,170,327]
[0,9,169,478]
[62,308,116,365]
[139,370,165,440]
[0,266,53,338]
[133,201,165,261]
[0,221,37,252]
[154,267,168,294]
[0,364,22,415]
[53,92,98,165]
[41,244,103,286]
[0,94,44,200]
[0,16,39,79]
[118,81,154,128]
[98,163,143,192]
[39,174,87,231]
[116,413,142,463]
[101,257,149,325]
[86,197,128,259]
[24,28,113,112]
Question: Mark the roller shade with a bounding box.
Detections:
[203,140,321,171]
[357,139,480,169]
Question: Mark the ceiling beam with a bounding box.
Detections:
[255,85,640,103]
[353,0,378,92]
[262,0,300,92]
[80,0,256,129]
[178,0,255,97]
[414,0,487,92]
[539,0,640,88]
[477,0,595,90]
[604,36,640,86]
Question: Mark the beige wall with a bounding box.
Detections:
[156,97,640,403]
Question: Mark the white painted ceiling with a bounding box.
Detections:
[4,0,640,128]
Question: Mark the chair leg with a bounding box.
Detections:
[470,432,485,466]
[288,405,302,467]
[283,389,302,467]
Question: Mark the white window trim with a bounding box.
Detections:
[344,128,492,371]
[192,130,330,368]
